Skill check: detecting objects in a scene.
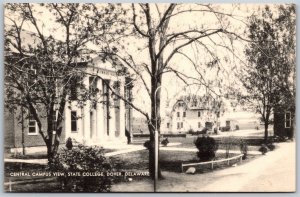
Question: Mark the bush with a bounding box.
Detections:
[267,143,275,151]
[259,144,268,155]
[66,137,73,150]
[220,126,231,132]
[161,137,169,146]
[50,144,115,192]
[194,136,218,162]
[188,129,194,134]
[143,140,153,150]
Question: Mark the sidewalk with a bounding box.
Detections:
[112,141,296,192]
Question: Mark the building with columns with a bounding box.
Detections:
[4,55,132,153]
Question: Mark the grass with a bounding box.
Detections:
[6,147,116,160]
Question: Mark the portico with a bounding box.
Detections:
[64,56,128,146]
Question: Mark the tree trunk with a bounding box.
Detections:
[264,122,269,143]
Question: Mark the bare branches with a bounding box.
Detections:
[132,4,148,37]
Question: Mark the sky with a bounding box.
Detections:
[4,3,289,118]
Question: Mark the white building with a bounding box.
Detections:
[161,95,220,134]
[64,56,129,146]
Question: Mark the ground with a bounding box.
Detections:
[4,129,295,192]
[111,141,295,192]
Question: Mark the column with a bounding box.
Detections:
[83,76,90,145]
[64,105,71,139]
[91,109,96,140]
[96,78,104,143]
[109,80,116,140]
[119,80,126,139]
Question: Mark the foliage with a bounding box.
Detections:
[267,143,275,151]
[4,3,124,159]
[143,140,152,150]
[240,5,296,142]
[161,137,169,147]
[188,129,195,134]
[259,144,268,155]
[194,136,218,162]
[65,137,73,150]
[49,144,115,192]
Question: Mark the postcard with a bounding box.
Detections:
[4,3,296,192]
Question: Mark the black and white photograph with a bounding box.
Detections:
[3,3,296,192]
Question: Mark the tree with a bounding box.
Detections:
[4,3,123,161]
[240,5,296,142]
[101,3,249,178]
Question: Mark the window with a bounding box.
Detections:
[52,112,57,131]
[89,77,98,93]
[285,112,292,128]
[198,111,201,117]
[177,112,180,117]
[167,123,170,128]
[70,77,80,100]
[71,111,77,132]
[177,122,180,129]
[28,113,37,135]
[198,122,201,128]
[183,112,186,117]
[181,122,183,128]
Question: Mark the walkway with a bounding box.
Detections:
[112,141,296,192]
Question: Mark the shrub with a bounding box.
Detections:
[161,137,169,146]
[267,143,275,151]
[194,136,218,162]
[65,137,73,150]
[188,129,194,134]
[50,144,115,192]
[259,144,268,155]
[143,140,153,150]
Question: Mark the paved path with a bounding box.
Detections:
[112,141,296,192]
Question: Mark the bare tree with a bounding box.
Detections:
[101,3,249,178]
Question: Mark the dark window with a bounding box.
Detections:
[198,111,201,117]
[183,112,186,117]
[70,77,80,100]
[52,112,57,131]
[89,77,97,93]
[198,122,201,128]
[28,113,37,134]
[167,123,170,128]
[71,111,77,132]
[177,122,180,129]
[285,112,291,128]
[181,122,183,128]
[177,112,180,117]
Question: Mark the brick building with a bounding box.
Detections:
[4,56,133,153]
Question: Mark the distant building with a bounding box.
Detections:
[161,95,221,134]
